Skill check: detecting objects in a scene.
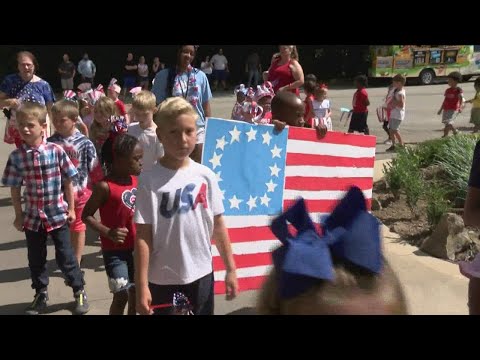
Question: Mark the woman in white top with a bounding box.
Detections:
[201,56,213,83]
[138,56,149,90]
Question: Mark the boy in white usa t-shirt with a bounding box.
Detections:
[134,97,238,315]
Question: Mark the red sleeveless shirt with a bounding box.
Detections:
[268,59,300,96]
[99,176,138,251]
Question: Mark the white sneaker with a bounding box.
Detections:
[383,139,392,145]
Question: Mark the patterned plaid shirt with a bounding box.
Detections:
[1,141,78,232]
[48,131,97,196]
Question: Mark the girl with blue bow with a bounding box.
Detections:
[257,186,408,315]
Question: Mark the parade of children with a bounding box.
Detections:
[386,74,406,152]
[107,78,129,123]
[437,71,465,138]
[82,133,142,315]
[2,102,90,315]
[378,83,395,145]
[127,90,164,171]
[466,77,480,133]
[3,46,480,316]
[48,98,97,268]
[349,75,371,135]
[134,97,238,315]
[310,83,333,130]
[303,75,317,128]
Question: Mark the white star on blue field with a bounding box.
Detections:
[202,118,289,216]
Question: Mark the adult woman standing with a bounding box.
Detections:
[0,51,55,146]
[267,45,304,96]
[152,45,212,163]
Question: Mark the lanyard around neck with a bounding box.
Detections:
[178,69,192,100]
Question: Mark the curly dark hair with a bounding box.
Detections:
[101,133,139,174]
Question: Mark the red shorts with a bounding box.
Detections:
[70,190,92,233]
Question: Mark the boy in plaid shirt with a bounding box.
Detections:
[48,99,97,268]
[2,102,89,315]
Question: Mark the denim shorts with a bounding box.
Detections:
[442,109,458,125]
[102,249,134,293]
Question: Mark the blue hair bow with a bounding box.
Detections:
[270,186,382,299]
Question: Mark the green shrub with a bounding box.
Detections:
[414,138,449,168]
[382,135,479,224]
[383,146,421,201]
[403,168,424,218]
[383,160,402,199]
[435,135,479,202]
[425,183,450,226]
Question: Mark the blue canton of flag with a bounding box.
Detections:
[202,118,289,216]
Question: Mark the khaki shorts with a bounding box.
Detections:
[61,78,74,90]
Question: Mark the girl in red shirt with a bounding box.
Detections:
[349,75,371,135]
[437,71,465,138]
[82,133,143,315]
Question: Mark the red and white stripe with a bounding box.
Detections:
[212,128,376,294]
[63,90,76,99]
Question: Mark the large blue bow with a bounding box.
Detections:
[270,186,382,299]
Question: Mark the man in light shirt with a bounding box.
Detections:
[77,53,96,86]
[210,48,229,91]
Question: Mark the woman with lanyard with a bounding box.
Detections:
[267,45,305,96]
[152,45,212,163]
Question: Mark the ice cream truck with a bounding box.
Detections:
[369,45,480,85]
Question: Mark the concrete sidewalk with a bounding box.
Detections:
[382,226,467,315]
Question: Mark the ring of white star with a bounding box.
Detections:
[212,126,284,212]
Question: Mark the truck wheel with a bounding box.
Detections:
[419,69,435,85]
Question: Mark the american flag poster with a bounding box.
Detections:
[202,118,377,294]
